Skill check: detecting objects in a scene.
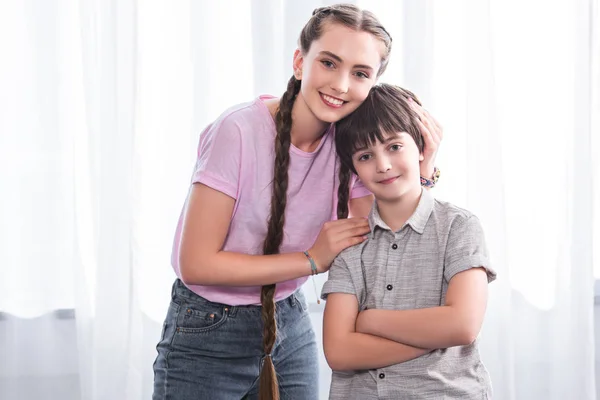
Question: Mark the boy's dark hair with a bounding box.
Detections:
[335,83,424,220]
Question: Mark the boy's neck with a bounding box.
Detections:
[375,186,423,232]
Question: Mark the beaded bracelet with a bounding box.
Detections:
[420,167,441,188]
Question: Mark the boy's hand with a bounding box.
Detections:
[408,98,443,178]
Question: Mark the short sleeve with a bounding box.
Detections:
[192,117,242,199]
[350,175,372,199]
[321,256,357,300]
[444,215,496,283]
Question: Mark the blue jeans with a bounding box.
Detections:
[152,279,319,399]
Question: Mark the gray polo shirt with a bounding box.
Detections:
[321,188,496,400]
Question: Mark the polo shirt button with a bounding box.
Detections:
[386,284,393,291]
[379,373,385,379]
[391,243,398,250]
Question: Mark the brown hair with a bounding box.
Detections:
[335,83,424,220]
[259,4,392,400]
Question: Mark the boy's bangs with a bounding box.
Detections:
[335,83,424,172]
[346,99,413,154]
[348,127,386,154]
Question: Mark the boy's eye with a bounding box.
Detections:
[321,60,335,68]
[390,144,402,151]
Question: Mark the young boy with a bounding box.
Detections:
[321,84,496,399]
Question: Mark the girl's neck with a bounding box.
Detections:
[289,93,330,153]
[376,186,423,232]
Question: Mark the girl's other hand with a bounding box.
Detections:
[409,97,443,178]
[308,218,370,273]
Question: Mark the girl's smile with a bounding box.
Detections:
[319,92,346,108]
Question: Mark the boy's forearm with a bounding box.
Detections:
[356,307,477,349]
[326,332,430,371]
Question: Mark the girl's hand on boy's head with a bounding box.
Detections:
[408,98,443,178]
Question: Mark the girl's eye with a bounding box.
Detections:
[321,60,335,68]
[358,154,372,161]
[355,71,369,79]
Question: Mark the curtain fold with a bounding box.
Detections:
[74,0,137,398]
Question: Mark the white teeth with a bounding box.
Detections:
[322,94,343,106]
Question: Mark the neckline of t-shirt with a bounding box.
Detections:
[256,95,331,159]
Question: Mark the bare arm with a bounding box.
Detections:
[323,293,431,371]
[179,183,370,286]
[356,268,489,348]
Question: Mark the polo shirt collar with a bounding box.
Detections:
[367,188,434,235]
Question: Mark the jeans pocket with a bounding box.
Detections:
[176,302,228,334]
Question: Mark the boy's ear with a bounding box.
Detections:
[293,49,304,80]
[419,153,425,161]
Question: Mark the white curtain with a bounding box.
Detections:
[0,1,598,399]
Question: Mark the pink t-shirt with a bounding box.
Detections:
[171,96,371,305]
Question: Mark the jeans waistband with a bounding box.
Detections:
[170,279,304,318]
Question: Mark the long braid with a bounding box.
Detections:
[259,75,301,400]
[336,163,352,220]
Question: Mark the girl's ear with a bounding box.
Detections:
[419,152,425,161]
[293,49,304,79]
